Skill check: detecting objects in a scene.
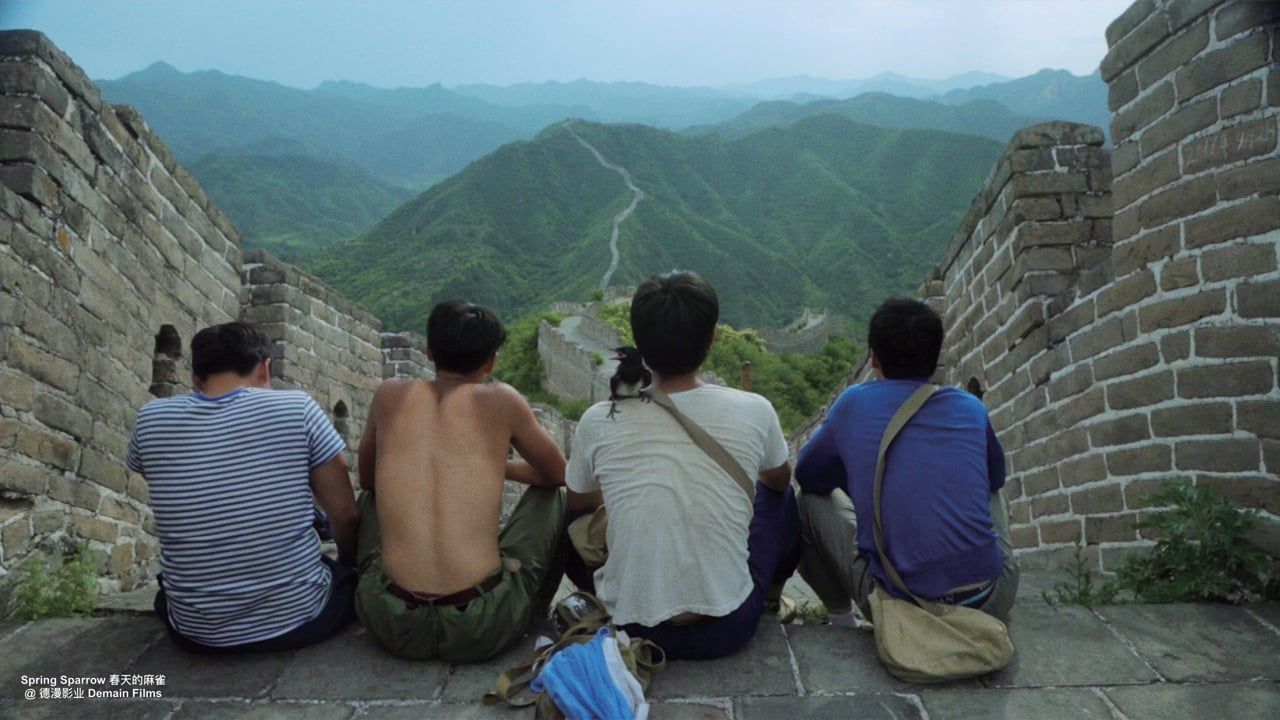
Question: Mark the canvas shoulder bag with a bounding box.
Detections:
[567,385,755,565]
[868,384,1014,683]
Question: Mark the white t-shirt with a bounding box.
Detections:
[566,384,789,626]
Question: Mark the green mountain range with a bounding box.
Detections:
[188,154,412,261]
[308,116,1002,331]
[690,92,1043,143]
[942,69,1110,137]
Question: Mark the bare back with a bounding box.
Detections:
[368,379,517,593]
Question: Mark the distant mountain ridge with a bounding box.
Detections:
[307,116,1003,331]
[941,69,1109,136]
[690,92,1045,143]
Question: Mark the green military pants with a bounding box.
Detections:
[354,486,568,662]
[797,488,1020,622]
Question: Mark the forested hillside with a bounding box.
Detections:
[188,154,412,260]
[309,116,1002,331]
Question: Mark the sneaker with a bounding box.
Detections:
[763,596,797,624]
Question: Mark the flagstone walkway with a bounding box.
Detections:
[1,571,1277,719]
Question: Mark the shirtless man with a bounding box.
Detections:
[353,300,569,662]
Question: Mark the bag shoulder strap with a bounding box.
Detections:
[641,386,756,500]
[872,383,940,607]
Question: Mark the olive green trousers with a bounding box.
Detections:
[354,486,567,662]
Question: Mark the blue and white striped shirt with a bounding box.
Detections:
[127,387,346,647]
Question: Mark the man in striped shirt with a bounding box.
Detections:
[127,322,360,652]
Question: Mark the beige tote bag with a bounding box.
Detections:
[868,384,1014,684]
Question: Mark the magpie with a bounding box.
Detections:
[608,346,651,419]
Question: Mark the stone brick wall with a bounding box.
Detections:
[0,31,242,593]
[537,319,614,403]
[1089,0,1279,558]
[760,310,834,356]
[240,249,383,467]
[381,331,436,380]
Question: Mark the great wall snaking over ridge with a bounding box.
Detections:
[0,0,1276,596]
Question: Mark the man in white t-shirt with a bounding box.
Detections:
[565,271,801,660]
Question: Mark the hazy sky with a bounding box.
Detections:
[2,1,1133,89]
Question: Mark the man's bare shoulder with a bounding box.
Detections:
[479,381,533,411]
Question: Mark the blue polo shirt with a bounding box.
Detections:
[796,379,1005,600]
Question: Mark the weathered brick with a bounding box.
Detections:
[1183,117,1278,175]
[0,60,70,116]
[1111,80,1176,142]
[1265,440,1280,474]
[1217,155,1280,201]
[1215,1,1280,40]
[1113,145,1179,209]
[1176,438,1260,472]
[0,459,48,496]
[1197,474,1280,514]
[1137,174,1218,229]
[1086,513,1140,543]
[1177,361,1274,398]
[1061,453,1108,488]
[1186,196,1280,249]
[47,474,101,512]
[1151,401,1234,437]
[1109,68,1140,112]
[1070,484,1125,514]
[1195,325,1280,358]
[1021,466,1062,496]
[1107,444,1172,476]
[0,367,36,411]
[1123,476,1191,509]
[1237,278,1280,318]
[1138,288,1226,333]
[1174,28,1270,100]
[1031,493,1069,518]
[6,336,79,393]
[1101,7,1171,81]
[1097,269,1157,316]
[1048,362,1094,403]
[1011,525,1039,549]
[13,425,79,470]
[1220,78,1264,119]
[99,496,141,525]
[1238,399,1280,439]
[1057,387,1108,430]
[1159,256,1199,291]
[1163,0,1217,30]
[77,448,128,493]
[1137,15,1210,89]
[1,518,32,557]
[1069,314,1127,361]
[1160,329,1192,363]
[1114,225,1180,273]
[1038,518,1084,544]
[1105,0,1158,46]
[1203,242,1278,282]
[1088,413,1151,447]
[71,514,118,543]
[32,392,93,440]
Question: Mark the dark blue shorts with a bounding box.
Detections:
[154,554,357,654]
[568,483,801,661]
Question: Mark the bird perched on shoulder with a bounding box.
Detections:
[608,346,651,419]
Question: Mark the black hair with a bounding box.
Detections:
[426,300,507,374]
[191,322,272,381]
[868,297,944,380]
[629,271,719,376]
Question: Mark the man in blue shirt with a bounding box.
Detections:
[795,298,1019,626]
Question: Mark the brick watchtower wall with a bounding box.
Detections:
[0,32,243,592]
[239,249,384,466]
[1091,0,1279,556]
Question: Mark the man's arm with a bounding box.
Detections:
[503,386,567,487]
[759,462,791,494]
[795,419,845,495]
[357,382,393,492]
[986,420,1007,493]
[310,454,358,567]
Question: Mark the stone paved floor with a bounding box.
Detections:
[1,571,1278,719]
